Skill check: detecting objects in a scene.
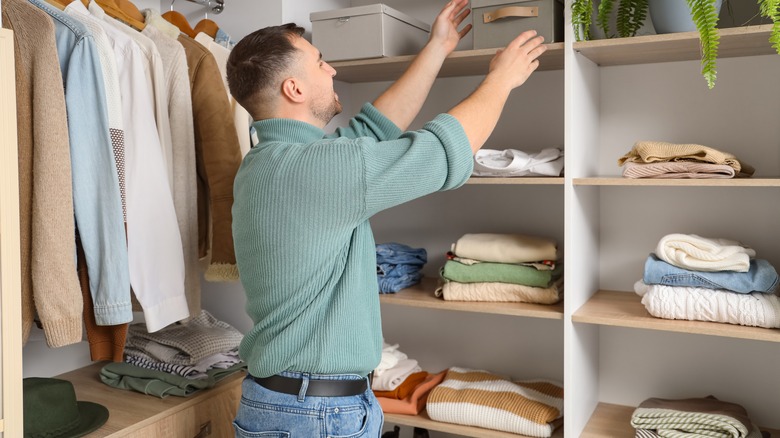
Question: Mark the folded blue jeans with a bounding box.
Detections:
[376,243,427,266]
[643,254,779,293]
[234,372,383,438]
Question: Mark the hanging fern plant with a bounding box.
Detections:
[572,0,594,42]
[687,0,720,89]
[758,0,780,53]
[616,0,649,37]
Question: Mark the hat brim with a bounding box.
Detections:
[67,401,109,438]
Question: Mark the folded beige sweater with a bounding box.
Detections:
[617,141,754,176]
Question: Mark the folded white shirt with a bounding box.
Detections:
[473,148,564,177]
[374,342,407,377]
[371,358,422,392]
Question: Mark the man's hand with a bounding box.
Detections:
[486,30,548,92]
[429,0,473,56]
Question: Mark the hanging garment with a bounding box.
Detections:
[472,147,564,177]
[89,1,189,332]
[178,34,242,281]
[3,0,83,347]
[142,16,201,319]
[64,1,127,219]
[194,32,252,157]
[32,0,133,332]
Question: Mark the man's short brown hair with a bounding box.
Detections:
[226,23,305,119]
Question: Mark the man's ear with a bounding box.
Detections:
[281,77,306,104]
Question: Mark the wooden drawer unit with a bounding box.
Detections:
[56,362,246,438]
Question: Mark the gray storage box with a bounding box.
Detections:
[472,0,563,49]
[310,4,430,62]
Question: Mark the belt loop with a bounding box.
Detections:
[297,373,310,402]
[364,372,373,405]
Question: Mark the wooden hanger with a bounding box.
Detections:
[94,0,146,31]
[193,18,219,38]
[115,0,145,24]
[162,10,196,37]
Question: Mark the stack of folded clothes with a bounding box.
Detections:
[436,233,562,304]
[373,342,446,415]
[100,310,246,397]
[635,234,780,328]
[631,396,766,438]
[427,367,563,437]
[618,141,755,179]
[472,147,564,178]
[376,242,427,293]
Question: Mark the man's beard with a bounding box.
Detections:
[312,95,343,125]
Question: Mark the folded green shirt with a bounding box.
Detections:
[441,260,562,287]
[100,361,247,398]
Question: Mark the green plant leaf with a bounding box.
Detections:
[687,0,720,88]
[572,0,594,41]
[616,0,648,37]
[597,0,616,38]
[758,0,780,53]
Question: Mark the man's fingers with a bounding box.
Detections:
[525,41,548,59]
[507,30,539,51]
[458,23,473,39]
[453,7,471,26]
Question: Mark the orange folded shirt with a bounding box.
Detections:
[377,370,447,415]
[374,371,428,400]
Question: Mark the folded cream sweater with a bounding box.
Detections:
[617,141,754,176]
[656,233,755,272]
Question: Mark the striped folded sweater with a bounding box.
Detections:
[427,367,563,437]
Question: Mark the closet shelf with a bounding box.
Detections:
[573,177,780,187]
[331,43,564,83]
[581,402,780,437]
[468,177,564,185]
[572,290,780,343]
[385,409,563,438]
[380,277,564,319]
[574,24,776,66]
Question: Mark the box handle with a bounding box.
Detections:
[483,6,539,23]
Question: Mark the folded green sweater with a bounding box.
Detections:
[441,260,562,287]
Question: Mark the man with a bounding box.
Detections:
[226,0,546,436]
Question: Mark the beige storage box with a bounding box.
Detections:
[310,4,430,62]
[472,0,563,49]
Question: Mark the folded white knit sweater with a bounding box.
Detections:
[451,233,558,264]
[656,234,756,273]
[427,367,563,437]
[634,281,780,329]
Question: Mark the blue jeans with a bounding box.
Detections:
[643,254,779,293]
[233,372,384,437]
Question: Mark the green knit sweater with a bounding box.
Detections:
[233,103,473,378]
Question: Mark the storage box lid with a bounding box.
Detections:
[471,0,562,8]
[310,3,430,32]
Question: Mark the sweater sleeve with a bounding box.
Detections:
[330,103,403,141]
[361,113,474,217]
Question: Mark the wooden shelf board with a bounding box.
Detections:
[467,177,564,185]
[574,25,777,66]
[572,290,780,343]
[331,43,564,83]
[573,177,780,187]
[582,403,780,437]
[385,409,563,438]
[56,362,246,437]
[380,277,564,320]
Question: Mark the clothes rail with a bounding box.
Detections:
[184,0,224,14]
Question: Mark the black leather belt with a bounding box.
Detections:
[251,373,371,397]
